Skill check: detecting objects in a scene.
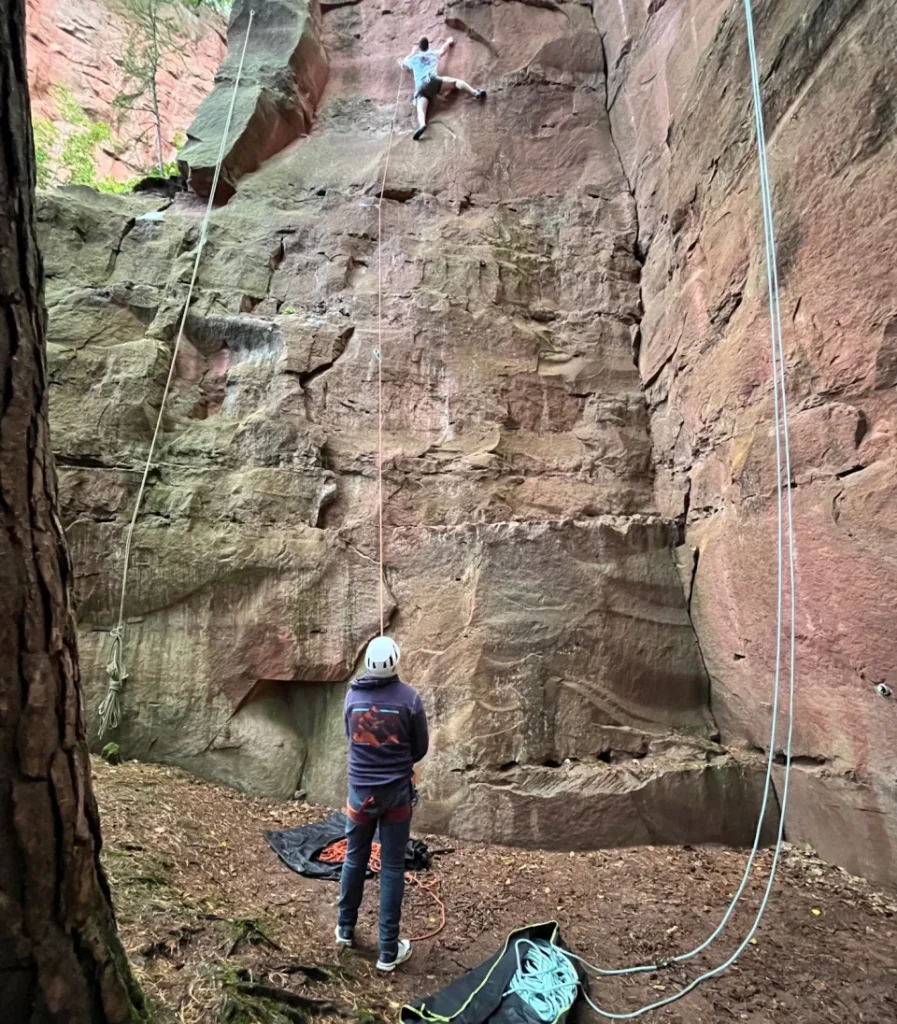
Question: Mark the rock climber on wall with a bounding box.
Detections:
[399,36,486,141]
[335,636,429,971]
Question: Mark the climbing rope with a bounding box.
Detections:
[317,838,446,942]
[375,69,405,635]
[504,1,798,1017]
[97,9,256,738]
[320,837,383,872]
[505,940,579,1022]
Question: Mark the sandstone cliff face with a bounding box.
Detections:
[600,0,897,884]
[180,0,328,199]
[40,0,778,853]
[38,0,896,881]
[26,0,225,177]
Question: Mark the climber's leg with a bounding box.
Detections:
[337,795,376,935]
[414,96,429,140]
[440,76,486,100]
[413,77,442,140]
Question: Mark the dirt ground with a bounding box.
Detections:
[91,758,897,1024]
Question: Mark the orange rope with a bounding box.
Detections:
[375,70,405,635]
[406,872,446,942]
[319,838,382,873]
[318,839,446,942]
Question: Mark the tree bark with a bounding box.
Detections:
[0,2,148,1021]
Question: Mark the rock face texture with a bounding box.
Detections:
[38,0,897,880]
[26,0,225,177]
[180,0,328,199]
[599,0,897,884]
[39,0,780,853]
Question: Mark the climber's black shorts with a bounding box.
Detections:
[415,75,443,101]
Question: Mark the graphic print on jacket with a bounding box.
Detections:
[351,706,402,747]
[345,674,429,788]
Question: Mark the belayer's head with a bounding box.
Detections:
[365,636,401,679]
[418,36,429,52]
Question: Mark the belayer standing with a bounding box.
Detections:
[335,636,429,971]
[399,36,486,140]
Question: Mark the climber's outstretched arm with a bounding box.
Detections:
[437,37,455,56]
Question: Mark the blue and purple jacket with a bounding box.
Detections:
[344,674,429,789]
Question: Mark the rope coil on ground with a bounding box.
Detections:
[97,10,256,738]
[505,940,579,1022]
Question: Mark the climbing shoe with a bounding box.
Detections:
[335,925,355,948]
[412,126,426,141]
[377,939,413,972]
[474,90,486,100]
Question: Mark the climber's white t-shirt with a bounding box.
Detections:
[404,52,439,90]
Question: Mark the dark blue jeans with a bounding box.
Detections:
[337,778,412,958]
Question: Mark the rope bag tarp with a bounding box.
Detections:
[401,922,586,1024]
[264,811,431,880]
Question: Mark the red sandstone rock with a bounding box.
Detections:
[180,0,329,200]
[33,0,897,883]
[26,0,225,178]
[602,0,897,883]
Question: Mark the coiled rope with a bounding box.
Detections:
[505,940,579,1022]
[506,0,797,1017]
[98,9,256,737]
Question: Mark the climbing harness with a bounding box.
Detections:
[97,10,256,737]
[375,70,406,635]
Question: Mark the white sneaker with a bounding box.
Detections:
[335,925,354,948]
[377,939,412,972]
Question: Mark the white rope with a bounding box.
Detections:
[375,70,405,635]
[532,0,798,1016]
[98,9,256,738]
[505,940,579,1021]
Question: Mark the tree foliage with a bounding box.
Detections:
[182,0,233,11]
[33,86,118,191]
[33,118,59,188]
[109,0,187,177]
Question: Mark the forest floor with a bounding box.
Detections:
[92,758,897,1024]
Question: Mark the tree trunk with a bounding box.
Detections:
[151,80,165,178]
[0,3,148,1022]
[150,9,165,177]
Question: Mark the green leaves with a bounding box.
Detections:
[33,119,59,189]
[61,120,111,187]
[32,89,113,190]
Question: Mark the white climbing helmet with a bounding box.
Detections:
[365,636,401,679]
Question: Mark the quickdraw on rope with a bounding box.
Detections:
[97,9,257,738]
[317,839,446,942]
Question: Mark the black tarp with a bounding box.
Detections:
[401,922,585,1024]
[264,811,431,880]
